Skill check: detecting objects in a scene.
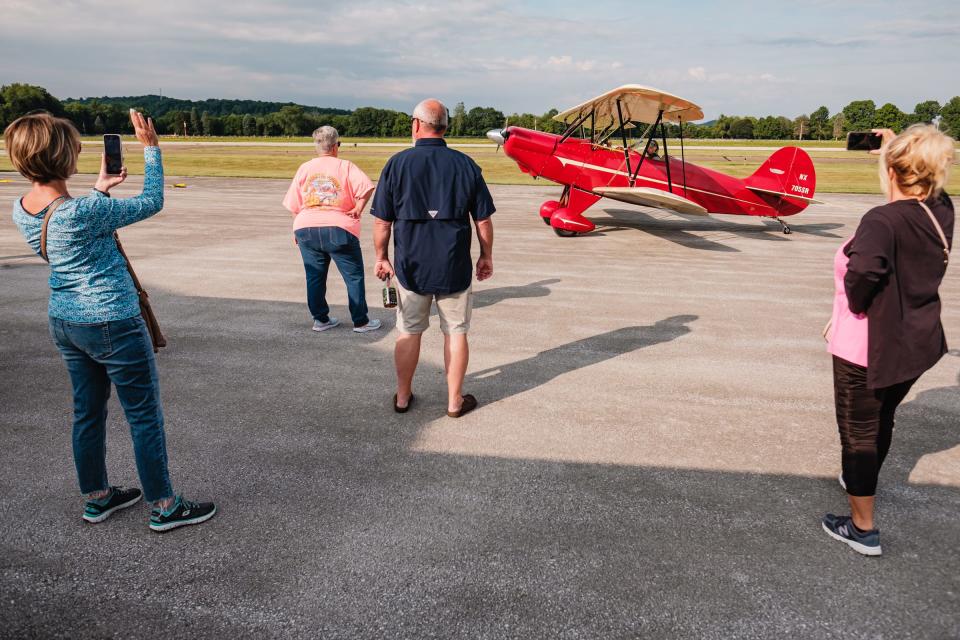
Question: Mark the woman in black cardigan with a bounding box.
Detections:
[823,124,955,556]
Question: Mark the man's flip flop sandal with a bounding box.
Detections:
[394,394,415,414]
[447,394,478,418]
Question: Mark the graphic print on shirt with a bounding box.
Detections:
[303,174,343,208]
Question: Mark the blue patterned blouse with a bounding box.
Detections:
[12,146,164,323]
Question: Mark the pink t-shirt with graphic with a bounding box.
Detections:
[282,156,375,238]
[827,237,868,366]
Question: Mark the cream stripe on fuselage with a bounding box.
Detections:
[556,157,768,210]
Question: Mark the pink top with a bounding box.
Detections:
[827,237,868,366]
[282,156,375,238]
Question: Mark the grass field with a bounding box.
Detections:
[77,135,854,147]
[2,139,958,194]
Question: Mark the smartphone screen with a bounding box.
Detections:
[103,134,123,174]
[846,131,882,151]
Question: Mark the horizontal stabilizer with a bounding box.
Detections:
[746,185,824,204]
[594,186,708,215]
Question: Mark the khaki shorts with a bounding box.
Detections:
[395,280,473,335]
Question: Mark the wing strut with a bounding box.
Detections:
[615,99,633,183]
[679,117,688,197]
[661,115,673,194]
[631,109,664,183]
[558,110,591,144]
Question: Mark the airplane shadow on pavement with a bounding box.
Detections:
[588,208,844,252]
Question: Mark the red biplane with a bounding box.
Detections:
[487,85,820,236]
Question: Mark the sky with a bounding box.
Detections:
[1,0,957,120]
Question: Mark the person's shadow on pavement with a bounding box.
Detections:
[429,278,561,317]
[466,315,697,407]
[883,354,960,492]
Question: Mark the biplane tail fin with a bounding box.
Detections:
[745,146,821,215]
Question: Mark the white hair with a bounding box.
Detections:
[312,125,339,152]
[412,99,448,132]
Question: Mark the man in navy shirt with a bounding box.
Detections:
[372,98,495,418]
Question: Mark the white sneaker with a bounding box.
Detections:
[353,318,382,333]
[312,317,340,332]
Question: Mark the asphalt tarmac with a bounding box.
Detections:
[1,173,957,639]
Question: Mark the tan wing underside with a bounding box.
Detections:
[594,186,709,216]
[554,84,705,129]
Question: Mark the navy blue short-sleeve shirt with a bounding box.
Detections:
[371,138,495,295]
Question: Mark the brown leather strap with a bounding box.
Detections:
[114,231,166,351]
[39,196,70,263]
[112,232,144,293]
[917,201,950,266]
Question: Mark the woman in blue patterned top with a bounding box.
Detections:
[6,110,215,532]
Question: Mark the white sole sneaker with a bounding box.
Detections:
[312,319,340,332]
[149,505,217,532]
[821,522,882,556]
[353,319,382,333]
[82,493,142,523]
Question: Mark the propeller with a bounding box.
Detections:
[487,117,510,153]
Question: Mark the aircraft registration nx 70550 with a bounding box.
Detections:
[487,85,821,236]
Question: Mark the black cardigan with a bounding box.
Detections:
[844,192,955,389]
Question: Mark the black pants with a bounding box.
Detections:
[832,356,917,497]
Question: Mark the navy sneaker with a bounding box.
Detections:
[149,495,216,532]
[822,513,882,556]
[83,486,142,523]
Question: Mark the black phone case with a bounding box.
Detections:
[846,132,881,151]
[104,136,123,174]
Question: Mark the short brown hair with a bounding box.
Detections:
[3,112,81,183]
[883,124,956,199]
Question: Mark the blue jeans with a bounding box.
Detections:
[49,315,174,502]
[295,226,369,327]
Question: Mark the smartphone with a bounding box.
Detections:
[103,134,123,174]
[846,131,882,151]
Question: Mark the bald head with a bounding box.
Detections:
[412,99,448,136]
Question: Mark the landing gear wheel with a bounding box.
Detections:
[773,218,792,235]
[542,217,552,226]
[553,228,578,238]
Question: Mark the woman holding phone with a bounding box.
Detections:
[822,124,955,556]
[6,109,215,532]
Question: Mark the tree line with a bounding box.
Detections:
[1,83,958,140]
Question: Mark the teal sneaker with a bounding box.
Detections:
[83,486,142,523]
[149,495,216,532]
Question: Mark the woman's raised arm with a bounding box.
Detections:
[86,110,165,234]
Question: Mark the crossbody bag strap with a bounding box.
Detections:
[917,200,950,266]
[112,232,145,293]
[39,196,71,263]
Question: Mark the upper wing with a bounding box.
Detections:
[594,186,709,216]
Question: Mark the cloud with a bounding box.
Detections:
[1,0,956,118]
[747,15,960,48]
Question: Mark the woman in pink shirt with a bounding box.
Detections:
[283,126,379,333]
